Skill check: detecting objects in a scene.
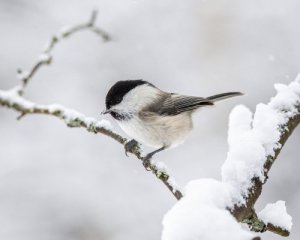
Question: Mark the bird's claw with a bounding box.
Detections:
[124,139,139,157]
[143,161,151,171]
[142,153,154,171]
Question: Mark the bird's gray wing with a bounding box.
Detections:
[157,94,214,116]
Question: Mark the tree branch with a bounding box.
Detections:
[17,10,110,95]
[0,87,182,200]
[229,83,300,236]
[0,11,183,201]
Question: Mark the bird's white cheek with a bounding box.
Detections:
[112,101,136,115]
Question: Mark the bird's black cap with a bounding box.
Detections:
[105,80,149,109]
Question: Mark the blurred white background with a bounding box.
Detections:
[0,0,299,239]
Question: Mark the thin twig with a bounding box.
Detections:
[17,10,111,95]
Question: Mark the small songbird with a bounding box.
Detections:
[103,80,242,165]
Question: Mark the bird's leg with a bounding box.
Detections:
[124,139,139,157]
[143,146,166,170]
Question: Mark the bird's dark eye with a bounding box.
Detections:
[110,111,129,121]
[110,111,116,117]
[110,111,122,120]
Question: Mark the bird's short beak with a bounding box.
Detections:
[101,109,111,115]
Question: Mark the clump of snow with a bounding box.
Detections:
[47,104,86,125]
[162,76,299,240]
[270,83,300,115]
[47,104,112,130]
[154,161,168,174]
[222,105,266,201]
[0,88,35,109]
[258,201,293,231]
[46,103,65,114]
[94,119,113,130]
[38,53,52,63]
[162,179,254,240]
[222,76,300,203]
[84,116,113,131]
[253,103,284,156]
[167,177,180,195]
[62,108,86,123]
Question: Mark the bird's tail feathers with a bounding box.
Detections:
[206,92,243,102]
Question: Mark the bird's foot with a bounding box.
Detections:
[124,139,139,157]
[142,153,153,171]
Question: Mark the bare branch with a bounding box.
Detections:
[88,10,98,26]
[17,10,111,95]
[243,212,290,237]
[266,223,290,237]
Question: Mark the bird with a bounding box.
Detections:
[103,79,242,166]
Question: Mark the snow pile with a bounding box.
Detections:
[221,105,266,201]
[258,201,293,231]
[222,76,300,202]
[162,179,254,240]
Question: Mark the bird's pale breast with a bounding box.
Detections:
[117,111,193,149]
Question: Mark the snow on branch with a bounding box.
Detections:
[0,11,182,202]
[162,76,300,240]
[0,87,116,139]
[258,201,292,234]
[225,76,300,236]
[0,87,182,200]
[162,179,256,240]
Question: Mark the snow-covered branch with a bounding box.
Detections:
[0,87,182,200]
[162,76,300,240]
[0,11,182,202]
[224,78,300,236]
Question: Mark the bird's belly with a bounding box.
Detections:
[117,114,193,149]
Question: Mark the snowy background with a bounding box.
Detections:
[0,0,299,239]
